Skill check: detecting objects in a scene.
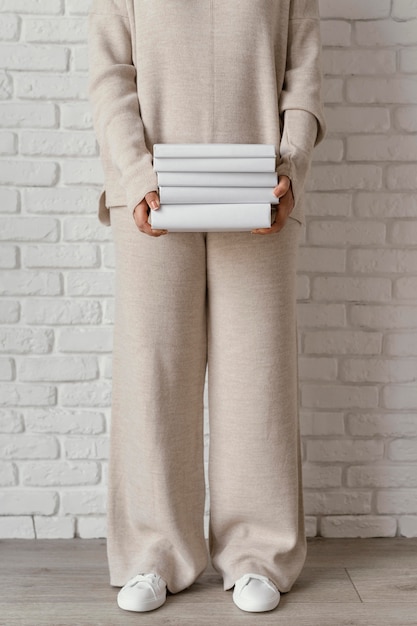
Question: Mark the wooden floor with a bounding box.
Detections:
[1,538,417,625]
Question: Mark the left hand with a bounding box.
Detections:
[251,175,294,235]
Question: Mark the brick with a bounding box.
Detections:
[299,357,338,380]
[60,382,111,407]
[64,436,109,459]
[312,277,391,302]
[320,20,351,46]
[355,192,417,218]
[24,244,98,268]
[22,299,102,325]
[347,135,417,161]
[61,490,106,515]
[0,131,16,154]
[67,271,115,296]
[21,461,100,486]
[400,47,417,72]
[0,217,59,242]
[340,358,417,383]
[322,49,396,75]
[296,303,346,327]
[0,517,35,538]
[392,0,417,20]
[25,408,105,434]
[0,461,16,485]
[0,489,57,514]
[389,439,417,462]
[395,276,417,299]
[0,69,13,98]
[309,220,386,246]
[301,384,379,409]
[347,77,417,103]
[77,516,106,539]
[382,384,417,409]
[356,20,417,46]
[385,333,417,356]
[395,106,417,132]
[0,44,68,70]
[0,270,61,296]
[349,248,417,273]
[58,328,113,353]
[308,438,383,462]
[34,516,75,539]
[348,464,417,487]
[0,160,58,186]
[0,1,63,14]
[301,464,343,488]
[0,14,19,40]
[324,107,390,133]
[0,358,13,380]
[24,187,98,215]
[387,165,417,190]
[309,164,382,192]
[0,301,20,323]
[62,159,103,185]
[304,330,382,355]
[349,304,417,329]
[0,244,18,268]
[304,193,352,218]
[0,328,53,353]
[321,516,396,538]
[399,517,417,537]
[60,103,93,130]
[24,18,86,43]
[0,188,19,213]
[0,384,56,407]
[15,72,87,100]
[347,412,417,437]
[19,356,98,382]
[63,217,114,242]
[20,130,96,157]
[377,490,417,514]
[319,0,391,19]
[390,220,417,244]
[312,138,344,162]
[0,409,23,433]
[303,490,372,514]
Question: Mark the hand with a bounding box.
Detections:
[251,175,294,235]
[132,190,168,237]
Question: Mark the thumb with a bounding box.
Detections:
[273,175,291,198]
[145,190,160,210]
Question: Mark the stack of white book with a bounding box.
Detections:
[150,143,279,232]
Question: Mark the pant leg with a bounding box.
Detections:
[107,207,209,594]
[206,216,306,593]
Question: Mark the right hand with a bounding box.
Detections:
[132,190,168,237]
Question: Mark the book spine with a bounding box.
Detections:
[150,203,272,232]
[153,156,276,173]
[156,171,278,187]
[153,143,276,158]
[159,186,279,204]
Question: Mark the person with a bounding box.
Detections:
[88,0,326,614]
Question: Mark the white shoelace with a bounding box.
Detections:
[236,573,278,594]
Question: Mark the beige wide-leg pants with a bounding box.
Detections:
[106,205,306,595]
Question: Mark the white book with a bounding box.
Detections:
[153,143,276,158]
[150,203,273,232]
[153,156,276,172]
[156,171,278,187]
[159,186,280,204]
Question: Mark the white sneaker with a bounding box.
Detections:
[117,572,167,612]
[232,572,280,612]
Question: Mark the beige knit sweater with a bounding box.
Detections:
[88,0,326,227]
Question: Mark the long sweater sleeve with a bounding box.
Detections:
[276,0,327,212]
[87,0,158,215]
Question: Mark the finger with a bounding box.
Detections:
[252,207,289,235]
[145,190,160,210]
[133,204,167,236]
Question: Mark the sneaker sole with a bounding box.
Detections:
[232,591,280,613]
[117,593,166,612]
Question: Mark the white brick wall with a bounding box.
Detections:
[0,0,416,540]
